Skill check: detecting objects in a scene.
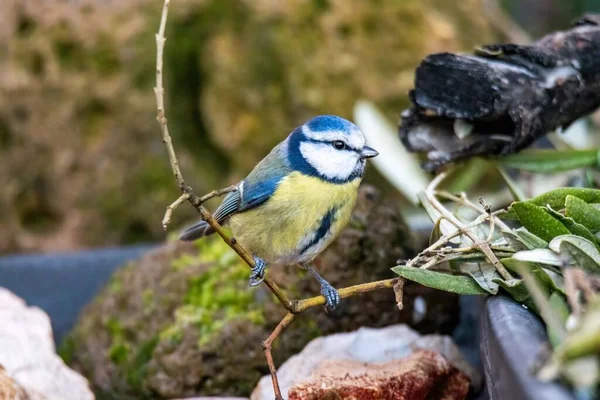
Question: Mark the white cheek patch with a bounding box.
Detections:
[300,141,359,180]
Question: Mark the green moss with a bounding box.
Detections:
[107,273,124,294]
[162,236,265,348]
[126,337,159,390]
[106,317,125,340]
[109,342,130,364]
[58,336,76,364]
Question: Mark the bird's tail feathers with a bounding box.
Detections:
[179,221,215,241]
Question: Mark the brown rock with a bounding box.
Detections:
[288,349,470,400]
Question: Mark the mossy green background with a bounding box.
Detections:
[0,0,495,253]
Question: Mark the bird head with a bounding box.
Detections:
[287,115,378,183]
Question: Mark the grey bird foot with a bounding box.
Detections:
[249,256,267,287]
[305,265,340,311]
[320,281,340,312]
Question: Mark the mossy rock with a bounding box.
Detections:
[63,186,459,398]
[0,0,495,253]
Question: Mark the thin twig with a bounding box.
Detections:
[426,173,513,280]
[262,313,295,400]
[435,190,511,231]
[393,278,405,310]
[153,0,294,312]
[153,3,408,396]
[162,193,190,230]
[199,184,238,203]
[406,211,498,268]
[294,278,398,312]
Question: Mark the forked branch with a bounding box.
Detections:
[153,1,404,397]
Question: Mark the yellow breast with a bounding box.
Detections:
[229,172,360,264]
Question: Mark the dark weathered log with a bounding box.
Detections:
[400,14,600,171]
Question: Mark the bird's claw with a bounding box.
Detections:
[249,257,266,287]
[321,282,340,311]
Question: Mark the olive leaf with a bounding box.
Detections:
[501,258,564,294]
[497,149,599,173]
[549,235,600,273]
[502,228,548,251]
[494,278,538,312]
[458,262,499,294]
[495,164,526,201]
[545,206,600,250]
[504,188,600,219]
[512,249,564,267]
[417,192,460,244]
[391,265,487,295]
[512,202,570,242]
[565,195,600,233]
[429,218,442,246]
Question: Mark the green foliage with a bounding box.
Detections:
[512,202,570,242]
[549,235,600,274]
[509,188,600,216]
[497,149,599,173]
[395,184,600,393]
[391,265,487,295]
[161,237,265,348]
[565,195,600,232]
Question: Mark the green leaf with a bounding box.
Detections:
[548,292,569,348]
[502,228,548,250]
[504,188,600,219]
[525,188,600,208]
[512,249,564,267]
[494,278,538,312]
[391,265,487,295]
[443,158,489,192]
[549,235,600,273]
[497,149,599,173]
[512,202,571,242]
[429,218,442,246]
[501,258,564,294]
[458,262,499,294]
[565,195,600,232]
[545,206,600,250]
[495,164,526,201]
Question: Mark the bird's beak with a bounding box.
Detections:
[359,146,379,159]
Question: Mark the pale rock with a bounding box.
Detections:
[0,288,94,400]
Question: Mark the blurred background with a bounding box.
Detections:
[1,1,600,399]
[0,0,598,255]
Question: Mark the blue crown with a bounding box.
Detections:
[305,115,357,135]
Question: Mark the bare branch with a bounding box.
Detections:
[162,193,190,230]
[262,313,295,400]
[152,2,406,395]
[424,172,513,280]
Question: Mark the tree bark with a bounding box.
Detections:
[400,14,600,171]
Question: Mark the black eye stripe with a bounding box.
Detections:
[303,137,358,152]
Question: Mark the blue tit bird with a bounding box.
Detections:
[180,115,378,310]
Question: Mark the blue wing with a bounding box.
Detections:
[180,141,289,241]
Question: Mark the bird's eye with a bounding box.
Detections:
[333,140,346,150]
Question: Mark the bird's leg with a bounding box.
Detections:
[249,256,267,287]
[304,264,340,311]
